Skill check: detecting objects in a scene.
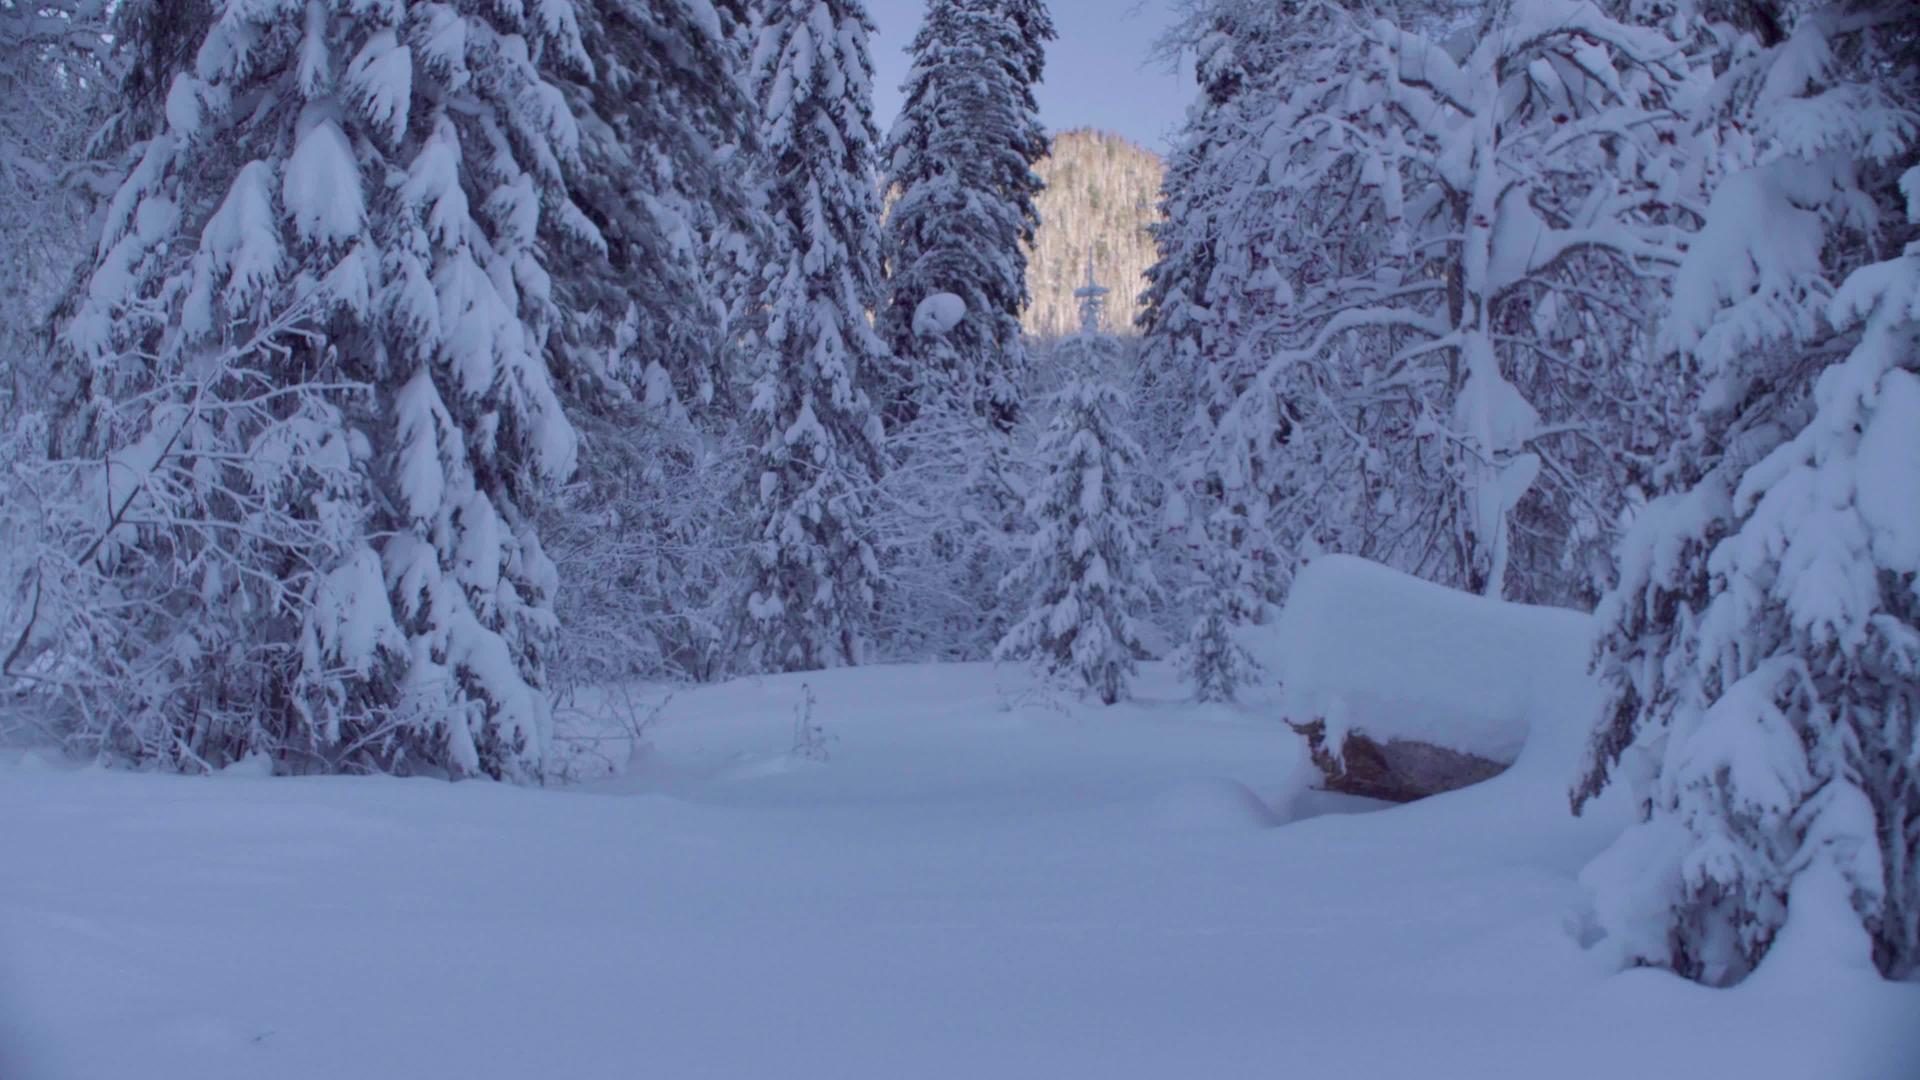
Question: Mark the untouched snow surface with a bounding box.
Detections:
[4,663,1916,1079]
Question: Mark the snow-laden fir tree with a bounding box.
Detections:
[709,1,777,374]
[31,0,588,778]
[1136,0,1268,497]
[1134,9,1247,668]
[536,0,764,687]
[547,0,758,409]
[1144,2,1312,700]
[1576,2,1920,985]
[1179,397,1271,702]
[0,0,112,421]
[734,0,892,672]
[880,0,1053,431]
[1137,0,1301,436]
[868,0,1054,664]
[996,267,1156,705]
[1176,237,1297,703]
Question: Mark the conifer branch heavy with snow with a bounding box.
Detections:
[880,0,1053,432]
[28,0,591,779]
[868,0,1056,663]
[997,270,1156,705]
[1576,2,1920,985]
[536,0,763,688]
[733,0,893,673]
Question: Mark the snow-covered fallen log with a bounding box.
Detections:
[1268,555,1601,802]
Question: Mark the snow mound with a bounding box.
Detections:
[1144,778,1280,832]
[1268,555,1602,770]
[217,752,275,778]
[912,291,966,337]
[720,752,830,780]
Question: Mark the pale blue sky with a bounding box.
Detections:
[865,0,1191,152]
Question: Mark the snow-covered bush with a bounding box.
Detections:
[0,0,112,739]
[870,386,1030,663]
[0,0,109,403]
[543,394,750,688]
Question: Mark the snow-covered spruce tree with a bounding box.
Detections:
[1137,0,1270,455]
[29,0,587,778]
[866,302,1019,664]
[537,0,763,688]
[733,0,892,672]
[1138,0,1288,408]
[1179,383,1274,702]
[1576,4,1920,985]
[996,272,1156,705]
[1147,1,1332,699]
[865,0,1053,664]
[879,0,1053,431]
[547,0,758,410]
[1182,367,1275,702]
[709,0,776,371]
[1135,2,1283,680]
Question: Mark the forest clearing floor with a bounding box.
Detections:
[3,662,1915,1079]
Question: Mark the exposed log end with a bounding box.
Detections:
[1287,719,1511,804]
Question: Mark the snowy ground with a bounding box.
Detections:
[4,663,1916,1079]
